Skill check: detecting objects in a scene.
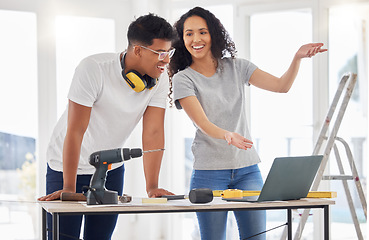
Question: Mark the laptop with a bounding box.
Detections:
[224,155,323,202]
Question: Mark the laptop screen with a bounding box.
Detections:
[258,155,323,201]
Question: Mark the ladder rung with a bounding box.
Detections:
[322,175,354,180]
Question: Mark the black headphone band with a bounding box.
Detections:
[144,75,156,89]
[120,52,126,71]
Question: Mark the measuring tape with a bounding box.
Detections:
[213,190,336,198]
[213,189,261,198]
[219,189,243,198]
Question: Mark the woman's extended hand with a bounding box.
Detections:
[224,132,253,150]
[295,43,327,59]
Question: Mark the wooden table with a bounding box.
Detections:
[39,197,335,240]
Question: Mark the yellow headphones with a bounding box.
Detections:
[120,53,157,92]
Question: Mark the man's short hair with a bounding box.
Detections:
[127,13,174,46]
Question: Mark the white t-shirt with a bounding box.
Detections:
[47,52,168,174]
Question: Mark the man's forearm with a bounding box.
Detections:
[142,130,165,193]
[142,106,166,195]
[143,151,163,192]
[62,133,83,192]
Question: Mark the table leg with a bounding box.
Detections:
[53,213,59,240]
[42,208,47,240]
[287,209,292,240]
[324,205,329,240]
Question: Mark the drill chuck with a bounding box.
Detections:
[122,148,143,160]
[122,148,164,160]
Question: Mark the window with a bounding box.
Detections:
[55,16,115,118]
[0,9,38,240]
[328,4,368,239]
[250,10,313,238]
[250,10,313,163]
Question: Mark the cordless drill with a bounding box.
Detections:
[85,147,164,205]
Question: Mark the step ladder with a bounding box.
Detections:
[281,73,367,239]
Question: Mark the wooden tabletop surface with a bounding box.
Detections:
[39,197,335,214]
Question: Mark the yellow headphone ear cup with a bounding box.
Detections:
[125,71,147,92]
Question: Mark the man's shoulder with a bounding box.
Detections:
[89,52,118,61]
[80,52,119,66]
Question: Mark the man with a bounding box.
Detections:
[38,13,175,239]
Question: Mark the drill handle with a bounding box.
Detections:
[89,163,109,192]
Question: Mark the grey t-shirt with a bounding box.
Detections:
[172,57,261,170]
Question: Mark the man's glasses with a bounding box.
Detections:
[139,45,176,61]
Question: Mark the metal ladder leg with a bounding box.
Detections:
[336,137,367,218]
[332,143,364,240]
[312,74,350,155]
[276,74,359,240]
[293,73,357,240]
[280,74,351,240]
[280,74,353,240]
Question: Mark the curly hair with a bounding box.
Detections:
[168,6,237,106]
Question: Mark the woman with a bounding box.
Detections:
[169,6,327,240]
